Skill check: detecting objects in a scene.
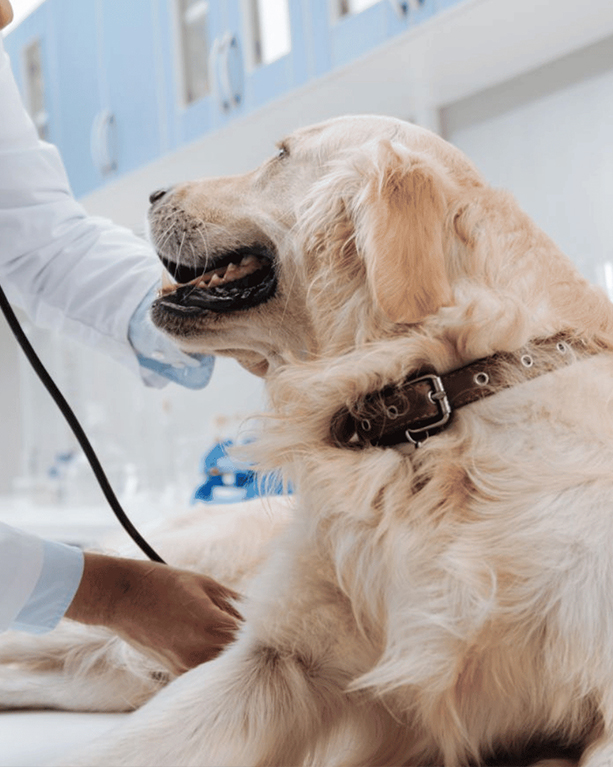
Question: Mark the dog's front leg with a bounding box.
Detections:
[63,630,356,767]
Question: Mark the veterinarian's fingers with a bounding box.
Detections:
[136,568,241,672]
[199,577,243,621]
[128,572,241,670]
[144,601,241,674]
[0,0,13,29]
[125,612,238,675]
[111,605,239,675]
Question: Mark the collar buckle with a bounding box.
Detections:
[404,373,452,447]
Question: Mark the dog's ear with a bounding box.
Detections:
[355,141,453,324]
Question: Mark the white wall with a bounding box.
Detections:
[443,33,613,289]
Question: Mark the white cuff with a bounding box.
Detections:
[10,539,84,634]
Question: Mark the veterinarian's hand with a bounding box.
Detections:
[65,553,242,674]
[0,0,13,29]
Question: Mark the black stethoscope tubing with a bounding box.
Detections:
[0,283,166,564]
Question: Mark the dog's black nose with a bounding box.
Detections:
[149,188,168,205]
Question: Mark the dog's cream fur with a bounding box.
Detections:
[3,115,613,766]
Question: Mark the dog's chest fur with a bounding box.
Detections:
[252,350,613,761]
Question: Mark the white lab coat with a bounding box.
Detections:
[0,34,163,631]
[0,522,84,633]
[0,523,44,631]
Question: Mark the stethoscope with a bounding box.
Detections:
[0,283,165,564]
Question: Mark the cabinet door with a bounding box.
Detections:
[4,0,102,197]
[160,0,229,145]
[209,0,309,124]
[52,0,100,196]
[310,0,435,74]
[95,0,167,176]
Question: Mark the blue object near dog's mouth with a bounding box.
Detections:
[152,244,277,317]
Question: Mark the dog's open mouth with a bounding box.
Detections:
[153,244,277,316]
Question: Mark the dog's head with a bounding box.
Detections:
[148,115,609,377]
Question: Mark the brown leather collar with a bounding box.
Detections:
[330,336,593,449]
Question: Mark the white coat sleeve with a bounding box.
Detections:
[0,35,162,375]
[0,522,83,634]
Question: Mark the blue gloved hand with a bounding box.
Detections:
[128,286,214,389]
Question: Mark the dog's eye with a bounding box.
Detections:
[276,143,289,160]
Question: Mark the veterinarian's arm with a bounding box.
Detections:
[0,521,240,672]
[0,20,212,388]
[64,552,242,673]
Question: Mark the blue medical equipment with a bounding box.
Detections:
[192,440,288,505]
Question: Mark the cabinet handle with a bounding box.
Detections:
[221,33,243,109]
[389,0,408,16]
[208,37,224,109]
[210,33,244,113]
[90,109,117,175]
[389,0,423,16]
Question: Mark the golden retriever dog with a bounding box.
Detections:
[2,114,613,767]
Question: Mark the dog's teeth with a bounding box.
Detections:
[174,255,267,295]
[162,270,174,288]
[160,270,179,295]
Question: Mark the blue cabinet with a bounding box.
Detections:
[4,0,468,198]
[4,0,163,195]
[96,0,165,176]
[51,0,100,195]
[316,0,403,73]
[172,0,307,140]
[5,0,100,196]
[164,0,225,145]
[226,0,306,111]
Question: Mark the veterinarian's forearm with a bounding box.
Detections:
[65,552,242,673]
[64,552,129,628]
